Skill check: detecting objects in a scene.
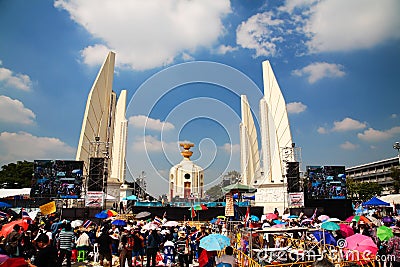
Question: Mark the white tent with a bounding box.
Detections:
[380,194,400,204]
[0,188,31,199]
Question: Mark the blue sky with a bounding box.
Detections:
[1,0,399,197]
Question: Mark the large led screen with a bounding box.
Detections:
[31,160,84,199]
[305,165,346,200]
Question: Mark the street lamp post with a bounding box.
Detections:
[394,142,400,165]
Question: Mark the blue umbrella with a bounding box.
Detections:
[95,212,108,219]
[0,202,12,208]
[288,215,298,219]
[123,195,138,201]
[250,215,259,222]
[273,220,286,225]
[210,218,218,224]
[199,234,230,251]
[112,219,127,226]
[312,230,337,246]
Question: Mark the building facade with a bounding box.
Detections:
[346,157,399,195]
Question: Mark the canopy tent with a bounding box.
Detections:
[222,183,257,194]
[380,194,400,204]
[362,196,390,207]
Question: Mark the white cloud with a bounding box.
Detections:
[0,95,36,125]
[292,62,345,83]
[132,135,177,153]
[302,0,400,53]
[391,114,398,119]
[0,66,32,91]
[0,132,75,165]
[221,143,240,154]
[55,0,231,71]
[317,127,327,134]
[215,45,238,55]
[357,126,400,142]
[332,117,366,132]
[236,12,284,57]
[129,115,174,131]
[286,102,307,114]
[340,141,358,150]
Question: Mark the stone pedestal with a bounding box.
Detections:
[106,178,123,208]
[255,183,287,214]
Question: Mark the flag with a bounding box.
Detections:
[83,220,93,228]
[191,206,196,218]
[244,206,250,222]
[311,208,318,220]
[153,217,162,225]
[21,208,31,220]
[0,211,8,218]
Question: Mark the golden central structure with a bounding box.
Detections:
[168,143,204,200]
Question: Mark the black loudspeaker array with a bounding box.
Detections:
[87,157,104,192]
[286,161,300,192]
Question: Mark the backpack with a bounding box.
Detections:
[126,235,134,250]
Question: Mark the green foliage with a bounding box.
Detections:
[391,167,400,193]
[346,178,382,201]
[205,184,223,201]
[0,161,33,188]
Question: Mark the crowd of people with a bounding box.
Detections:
[0,212,235,267]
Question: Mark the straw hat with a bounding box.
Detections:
[178,231,186,238]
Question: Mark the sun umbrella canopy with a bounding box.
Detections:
[312,230,337,246]
[377,226,393,241]
[345,215,370,223]
[135,211,151,219]
[288,215,298,219]
[345,234,378,254]
[250,215,259,222]
[217,215,226,219]
[0,219,29,237]
[163,221,179,227]
[339,223,354,238]
[321,221,340,231]
[71,220,83,228]
[327,218,341,223]
[265,213,278,220]
[103,209,118,217]
[382,216,395,224]
[362,196,390,207]
[95,212,109,219]
[123,195,138,201]
[112,219,127,226]
[193,204,208,211]
[0,202,12,208]
[199,234,230,251]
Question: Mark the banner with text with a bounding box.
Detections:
[225,193,234,217]
[39,201,56,215]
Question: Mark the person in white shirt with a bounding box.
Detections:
[76,229,91,251]
[215,246,236,267]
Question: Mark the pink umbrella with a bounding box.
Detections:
[339,223,354,237]
[272,224,285,228]
[266,213,278,220]
[345,234,378,255]
[318,215,330,222]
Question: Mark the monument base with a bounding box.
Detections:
[106,179,123,208]
[254,183,288,214]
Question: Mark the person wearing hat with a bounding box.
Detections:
[387,227,400,267]
[175,231,190,267]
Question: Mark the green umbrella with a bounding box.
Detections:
[222,183,257,194]
[321,221,340,231]
[377,226,393,241]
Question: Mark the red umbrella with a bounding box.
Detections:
[0,219,29,237]
[339,223,354,237]
[345,234,378,255]
[266,213,278,220]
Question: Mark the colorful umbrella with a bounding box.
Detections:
[95,212,108,219]
[0,202,12,208]
[327,218,341,223]
[199,234,230,251]
[265,213,278,220]
[217,215,226,219]
[301,219,313,225]
[312,230,337,246]
[288,215,298,219]
[377,226,393,241]
[345,215,370,223]
[71,219,83,228]
[339,223,354,237]
[193,204,208,211]
[345,234,378,254]
[321,221,340,231]
[366,216,381,226]
[0,219,29,237]
[163,221,179,227]
[112,219,127,226]
[250,215,259,222]
[382,216,395,224]
[103,209,118,217]
[135,211,151,219]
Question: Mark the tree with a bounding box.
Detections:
[357,182,382,201]
[205,184,223,201]
[346,178,359,199]
[0,161,33,188]
[391,167,400,193]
